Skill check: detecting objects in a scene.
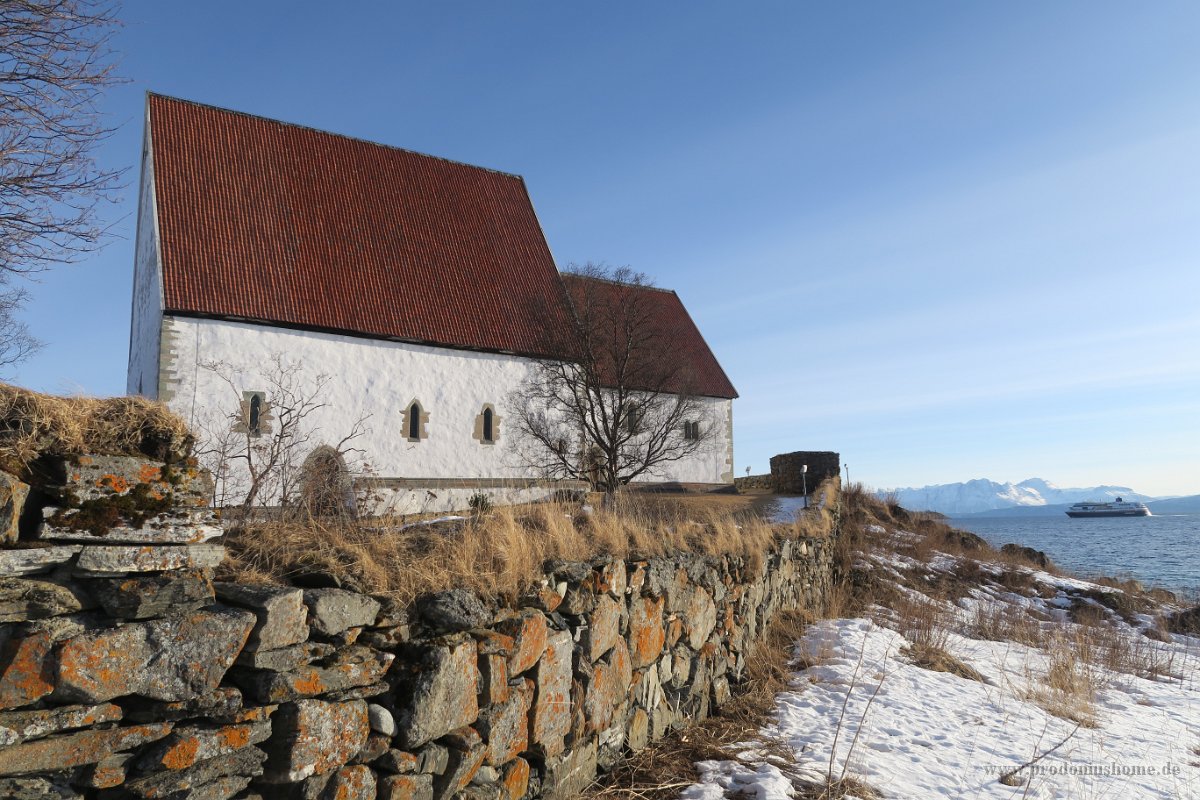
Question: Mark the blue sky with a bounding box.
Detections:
[8,2,1200,495]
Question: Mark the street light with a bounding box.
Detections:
[802,464,808,509]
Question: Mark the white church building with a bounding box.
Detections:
[126,94,737,512]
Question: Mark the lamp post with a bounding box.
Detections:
[802,464,808,509]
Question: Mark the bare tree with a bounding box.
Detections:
[0,0,124,367]
[510,264,716,498]
[194,354,369,514]
[0,278,38,372]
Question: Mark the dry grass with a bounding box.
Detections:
[967,603,1049,648]
[220,484,838,604]
[888,595,985,682]
[0,382,193,477]
[1028,632,1101,726]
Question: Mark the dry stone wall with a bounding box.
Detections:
[0,454,835,800]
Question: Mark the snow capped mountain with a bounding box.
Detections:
[882,478,1155,515]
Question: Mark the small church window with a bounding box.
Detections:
[403,400,428,443]
[474,404,500,445]
[249,395,263,435]
[237,391,270,437]
[408,406,420,439]
[684,421,700,440]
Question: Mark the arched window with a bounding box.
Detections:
[403,400,428,443]
[475,404,500,445]
[238,391,269,436]
[249,395,263,435]
[408,403,421,440]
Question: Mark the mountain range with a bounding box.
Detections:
[880,477,1178,516]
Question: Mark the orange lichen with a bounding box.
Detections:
[290,669,326,696]
[97,473,131,494]
[502,758,531,800]
[0,631,55,708]
[627,596,666,669]
[217,724,253,750]
[159,736,202,770]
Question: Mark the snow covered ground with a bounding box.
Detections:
[684,528,1200,799]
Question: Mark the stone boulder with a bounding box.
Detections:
[627,596,665,669]
[476,679,533,765]
[1000,543,1052,570]
[85,570,213,620]
[0,471,29,545]
[0,702,122,746]
[262,699,369,783]
[55,606,255,703]
[136,718,272,771]
[0,577,92,623]
[236,646,393,704]
[302,589,381,637]
[530,630,572,757]
[215,583,308,651]
[72,544,225,574]
[581,596,621,662]
[393,637,480,749]
[0,722,172,776]
[493,610,548,676]
[125,746,267,798]
[415,589,491,633]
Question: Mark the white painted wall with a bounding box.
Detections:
[154,316,733,511]
[126,129,163,398]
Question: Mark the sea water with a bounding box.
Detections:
[953,513,1200,596]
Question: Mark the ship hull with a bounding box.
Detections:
[1065,509,1150,518]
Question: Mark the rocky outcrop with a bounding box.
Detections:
[0,452,836,799]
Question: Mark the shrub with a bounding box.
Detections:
[467,492,493,516]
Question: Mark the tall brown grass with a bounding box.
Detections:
[0,382,193,476]
[220,487,837,604]
[1027,631,1101,726]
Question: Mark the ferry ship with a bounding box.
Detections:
[1065,497,1151,518]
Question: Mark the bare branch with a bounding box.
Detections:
[193,353,372,515]
[0,275,39,374]
[510,263,717,496]
[0,1,125,368]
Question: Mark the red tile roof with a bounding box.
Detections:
[149,94,574,357]
[561,275,738,399]
[147,94,736,399]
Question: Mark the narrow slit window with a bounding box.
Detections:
[249,395,263,434]
[408,403,421,440]
[403,400,427,442]
[239,391,269,436]
[475,404,500,445]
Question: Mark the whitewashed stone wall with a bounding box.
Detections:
[147,316,733,510]
[125,128,163,399]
